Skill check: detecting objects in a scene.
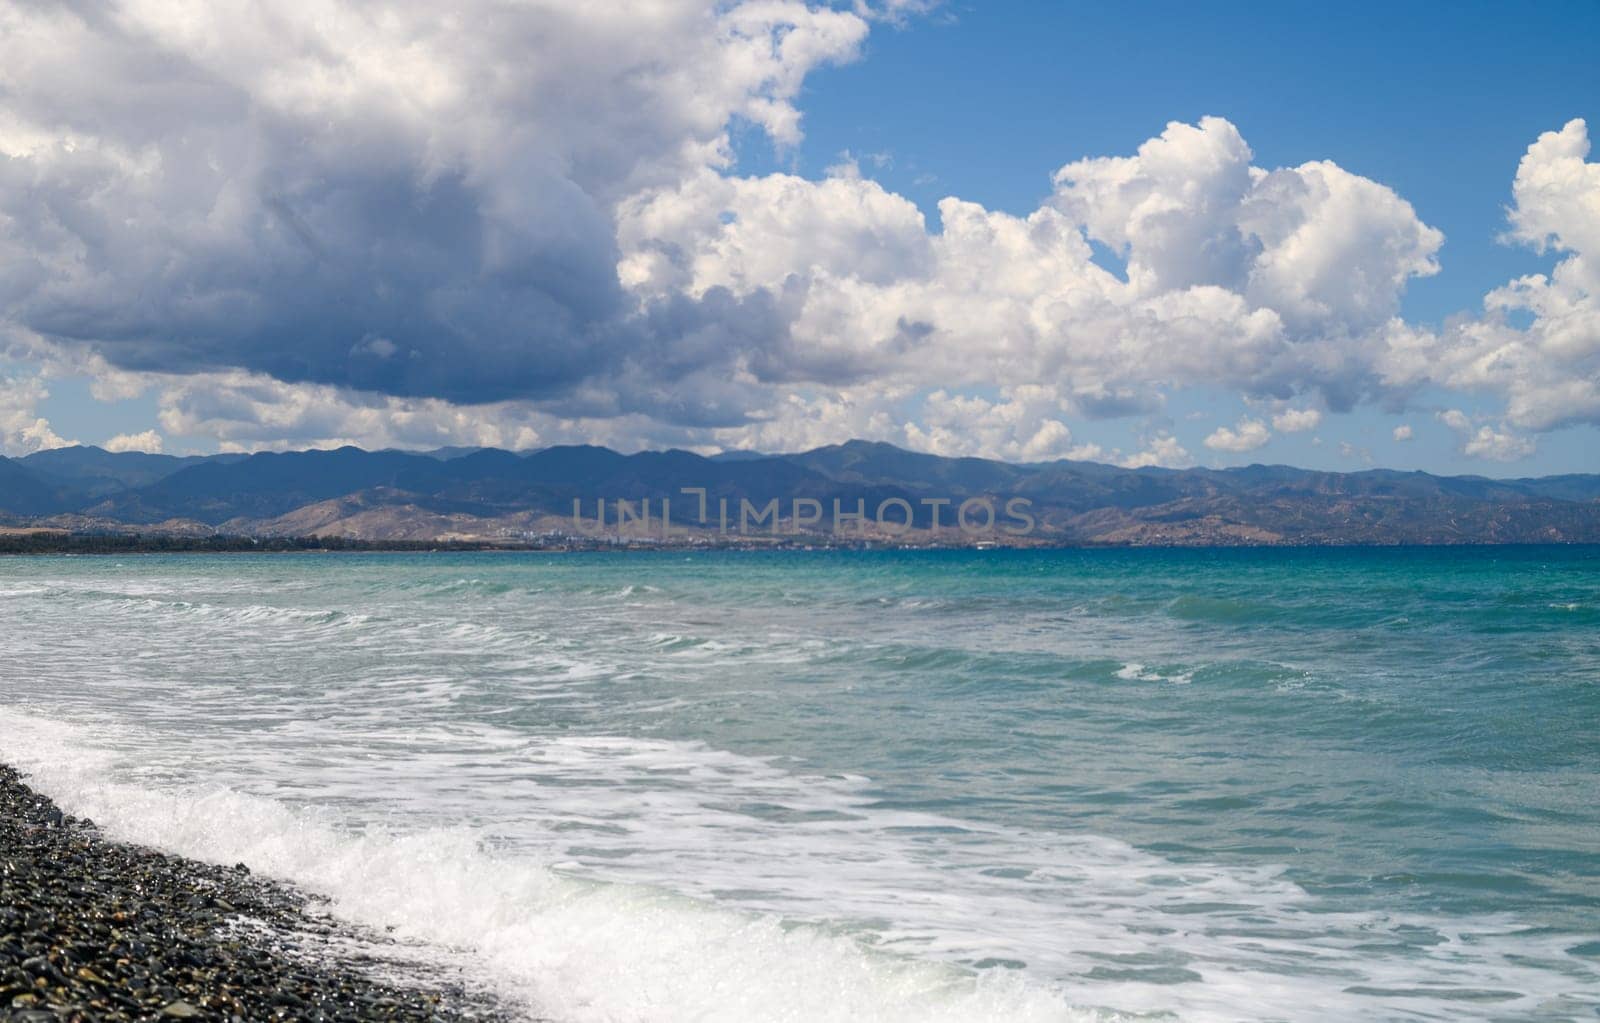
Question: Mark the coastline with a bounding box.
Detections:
[4,529,1600,556]
[0,763,510,1022]
[0,534,506,556]
[2,549,1596,1020]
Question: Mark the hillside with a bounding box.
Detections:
[2,442,1597,546]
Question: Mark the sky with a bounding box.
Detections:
[0,0,1597,476]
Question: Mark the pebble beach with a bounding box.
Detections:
[0,764,508,1023]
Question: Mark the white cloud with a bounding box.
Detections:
[1204,417,1271,452]
[901,387,1082,461]
[1121,433,1193,469]
[1337,441,1373,465]
[0,375,72,455]
[1436,410,1535,462]
[0,1,1592,458]
[1053,118,1441,337]
[1463,427,1535,461]
[1392,424,1413,441]
[1064,442,1111,463]
[623,116,1443,424]
[131,365,1124,466]
[1272,407,1322,432]
[155,371,550,454]
[104,430,165,454]
[1384,119,1600,432]
[0,0,872,408]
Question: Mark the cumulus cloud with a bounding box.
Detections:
[1204,417,1271,452]
[0,2,1592,458]
[0,0,868,410]
[901,387,1086,461]
[628,115,1592,454]
[1272,407,1322,432]
[1437,409,1535,462]
[1392,424,1413,441]
[134,363,1137,466]
[1121,433,1193,469]
[1383,119,1600,433]
[1463,427,1536,462]
[0,375,72,455]
[104,430,164,454]
[624,116,1444,427]
[1337,441,1373,464]
[1052,118,1442,339]
[154,371,551,454]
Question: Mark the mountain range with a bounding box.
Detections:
[2,442,1599,546]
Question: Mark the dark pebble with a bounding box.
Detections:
[0,764,521,1022]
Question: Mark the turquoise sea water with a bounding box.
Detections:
[1,547,1597,1020]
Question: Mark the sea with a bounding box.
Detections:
[1,547,1597,1021]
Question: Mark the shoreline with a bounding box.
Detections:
[3,530,1600,557]
[0,763,513,1022]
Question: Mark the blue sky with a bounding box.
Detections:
[769,2,1595,317]
[723,0,1599,475]
[4,1,1598,475]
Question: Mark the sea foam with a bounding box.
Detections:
[3,709,1592,1022]
[0,711,1107,1023]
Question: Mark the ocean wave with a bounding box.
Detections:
[423,577,518,597]
[1113,662,1194,685]
[1164,593,1281,624]
[5,551,1599,1022]
[3,712,1593,1022]
[98,596,381,631]
[0,712,1104,1023]
[0,585,49,597]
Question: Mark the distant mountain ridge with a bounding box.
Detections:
[2,442,1598,545]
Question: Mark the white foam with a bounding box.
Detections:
[1114,662,1193,684]
[4,561,1597,1022]
[0,711,1103,1023]
[3,710,1593,1022]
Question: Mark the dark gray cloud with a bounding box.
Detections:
[0,0,870,418]
[3,4,1589,464]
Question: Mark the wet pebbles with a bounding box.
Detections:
[0,764,511,1022]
